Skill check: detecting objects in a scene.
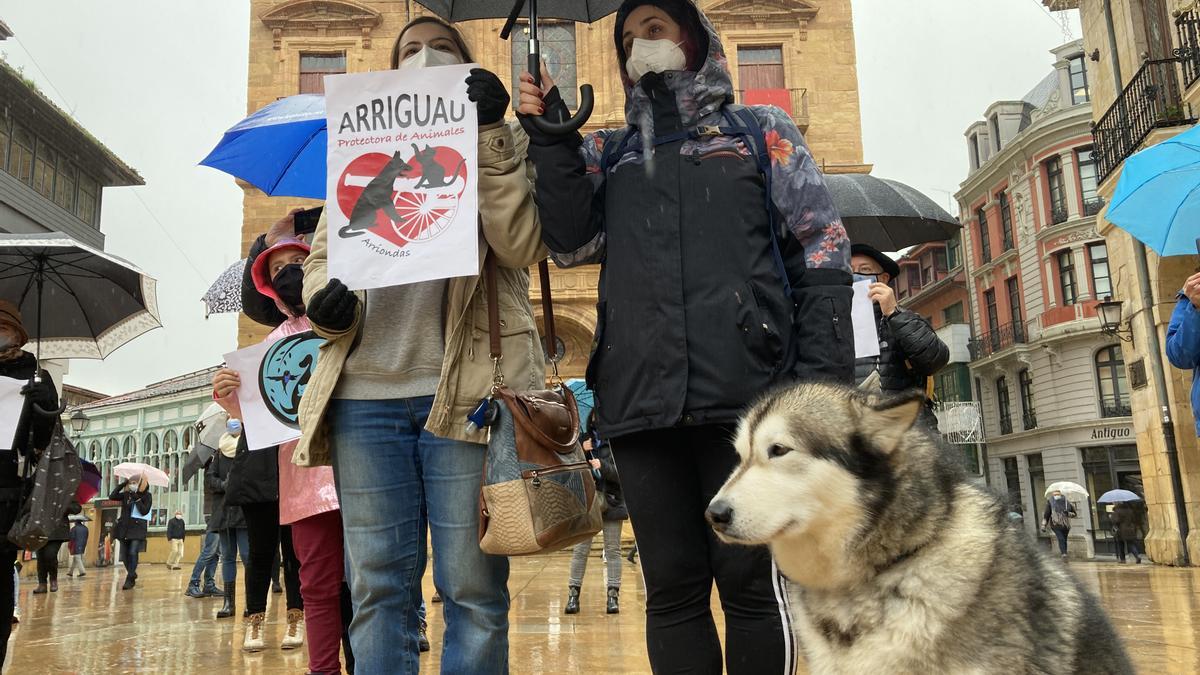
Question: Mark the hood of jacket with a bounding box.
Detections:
[620,2,732,145]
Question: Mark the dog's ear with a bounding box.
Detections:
[856,391,924,454]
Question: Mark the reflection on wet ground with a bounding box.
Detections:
[5,555,1194,673]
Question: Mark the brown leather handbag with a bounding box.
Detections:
[477,256,603,556]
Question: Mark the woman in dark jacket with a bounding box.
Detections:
[33,501,81,593]
[0,300,58,660]
[206,425,249,618]
[518,1,851,670]
[109,476,151,589]
[1110,502,1144,564]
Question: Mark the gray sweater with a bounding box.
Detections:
[333,280,447,400]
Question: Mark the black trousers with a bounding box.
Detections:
[36,541,62,584]
[0,500,18,666]
[611,425,791,675]
[241,501,302,614]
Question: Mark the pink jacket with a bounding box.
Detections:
[216,315,339,525]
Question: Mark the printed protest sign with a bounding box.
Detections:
[0,377,24,451]
[852,280,881,359]
[223,331,323,450]
[325,64,479,290]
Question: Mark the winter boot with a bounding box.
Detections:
[243,612,266,652]
[606,587,620,614]
[121,575,135,590]
[418,617,431,653]
[32,583,47,595]
[216,581,236,619]
[185,580,205,598]
[202,579,222,597]
[564,585,581,615]
[49,571,58,593]
[282,609,305,649]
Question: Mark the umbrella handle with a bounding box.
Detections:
[524,52,594,135]
[32,402,67,417]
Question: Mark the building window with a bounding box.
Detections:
[512,22,577,108]
[970,134,982,169]
[32,143,56,200]
[1019,369,1037,430]
[999,191,1014,250]
[77,174,98,225]
[54,161,76,212]
[1088,242,1111,299]
[977,207,991,263]
[997,376,1013,435]
[1057,250,1077,305]
[1096,346,1131,417]
[1068,55,1090,104]
[947,232,962,269]
[1003,456,1021,509]
[984,288,1000,353]
[299,53,346,95]
[943,301,965,325]
[0,109,9,172]
[8,125,34,184]
[1006,276,1023,338]
[1046,156,1067,224]
[1078,148,1100,214]
[921,255,934,285]
[990,114,1002,152]
[737,45,786,100]
[1026,453,1046,518]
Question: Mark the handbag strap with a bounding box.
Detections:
[485,254,559,385]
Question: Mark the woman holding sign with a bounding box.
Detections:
[295,16,545,675]
[516,1,853,672]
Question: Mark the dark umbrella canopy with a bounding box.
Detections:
[0,233,161,360]
[414,0,621,22]
[824,174,961,252]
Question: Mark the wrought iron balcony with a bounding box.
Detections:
[1051,204,1069,225]
[1083,197,1105,216]
[1101,400,1132,418]
[1177,9,1200,88]
[1023,410,1038,431]
[1092,57,1195,182]
[968,321,1027,359]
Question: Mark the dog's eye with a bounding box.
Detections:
[767,444,792,458]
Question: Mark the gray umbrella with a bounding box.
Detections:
[824,174,961,252]
[0,233,161,361]
[201,259,246,318]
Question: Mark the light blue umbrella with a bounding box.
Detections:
[1097,489,1142,504]
[1105,123,1200,258]
[200,94,327,199]
[565,379,594,433]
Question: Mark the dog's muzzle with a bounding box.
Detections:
[705,500,734,532]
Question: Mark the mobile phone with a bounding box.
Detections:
[293,206,324,236]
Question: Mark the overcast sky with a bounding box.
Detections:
[0,0,1081,397]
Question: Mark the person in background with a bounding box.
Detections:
[1166,271,1200,438]
[1109,502,1144,564]
[33,501,80,594]
[1042,490,1077,560]
[207,422,249,618]
[296,16,545,674]
[109,476,151,589]
[166,511,186,570]
[565,432,627,615]
[67,518,88,578]
[0,301,58,657]
[10,564,18,625]
[186,455,223,599]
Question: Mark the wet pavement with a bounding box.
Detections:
[4,554,1195,673]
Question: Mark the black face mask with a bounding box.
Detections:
[272,264,306,316]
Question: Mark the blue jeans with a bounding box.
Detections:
[219,527,249,584]
[190,531,220,585]
[1052,527,1069,556]
[328,396,510,675]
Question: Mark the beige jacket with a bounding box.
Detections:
[294,120,547,467]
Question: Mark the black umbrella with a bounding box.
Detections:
[824,174,961,252]
[414,0,622,133]
[0,233,162,362]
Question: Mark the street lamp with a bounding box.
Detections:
[69,409,90,434]
[1097,296,1133,342]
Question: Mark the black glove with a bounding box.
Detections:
[307,279,358,333]
[518,86,577,147]
[465,68,510,126]
[20,379,56,410]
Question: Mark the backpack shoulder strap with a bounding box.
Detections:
[599,128,634,175]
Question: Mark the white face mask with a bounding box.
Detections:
[400,46,463,70]
[0,336,12,351]
[625,38,687,83]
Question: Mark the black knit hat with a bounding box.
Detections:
[850,244,900,279]
[613,0,707,70]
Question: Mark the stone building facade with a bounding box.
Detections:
[1048,0,1200,564]
[956,39,1136,558]
[240,0,869,379]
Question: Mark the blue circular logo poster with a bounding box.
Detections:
[258,331,323,429]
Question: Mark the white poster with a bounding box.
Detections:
[0,377,24,451]
[852,280,881,359]
[223,331,323,450]
[325,65,480,291]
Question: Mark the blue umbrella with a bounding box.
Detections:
[565,379,594,433]
[1105,123,1200,257]
[200,94,327,199]
[1097,489,1142,504]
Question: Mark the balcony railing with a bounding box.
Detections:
[1023,410,1038,431]
[1177,9,1200,88]
[1092,57,1195,182]
[1101,400,1132,418]
[1083,197,1105,216]
[736,88,809,130]
[968,321,1027,359]
[1051,204,1069,225]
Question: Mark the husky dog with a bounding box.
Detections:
[706,383,1134,675]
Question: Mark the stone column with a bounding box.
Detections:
[1059,151,1081,221]
[1073,245,1091,303]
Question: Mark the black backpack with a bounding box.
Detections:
[8,423,82,550]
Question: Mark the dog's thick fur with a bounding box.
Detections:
[708,383,1134,675]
